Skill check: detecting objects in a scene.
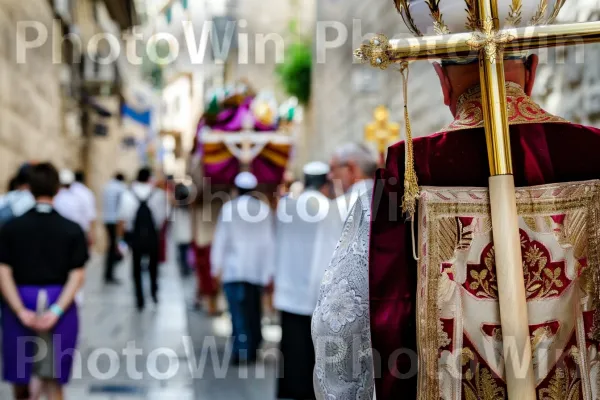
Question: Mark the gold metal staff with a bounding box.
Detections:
[355,1,600,399]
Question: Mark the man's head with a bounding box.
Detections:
[433,54,540,116]
[137,167,152,183]
[13,164,32,191]
[330,143,379,193]
[115,173,125,182]
[59,169,75,189]
[234,172,258,196]
[29,163,60,199]
[74,170,85,184]
[174,183,191,204]
[303,161,330,193]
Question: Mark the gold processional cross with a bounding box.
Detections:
[355,1,600,399]
[364,105,400,166]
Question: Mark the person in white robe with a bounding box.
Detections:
[54,170,89,233]
[71,171,97,246]
[54,169,90,306]
[274,161,331,400]
[211,172,275,364]
[307,143,378,310]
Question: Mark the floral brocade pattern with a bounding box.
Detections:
[442,82,568,133]
[312,192,374,400]
[464,229,570,300]
[418,181,600,400]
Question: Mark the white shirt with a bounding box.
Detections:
[172,207,193,244]
[0,190,35,217]
[70,182,97,232]
[274,189,330,316]
[308,179,374,310]
[102,179,126,223]
[211,195,275,286]
[118,182,169,232]
[54,188,89,232]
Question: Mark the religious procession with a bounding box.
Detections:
[0,0,599,399]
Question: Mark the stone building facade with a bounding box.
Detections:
[0,0,81,188]
[308,1,600,164]
[0,0,142,251]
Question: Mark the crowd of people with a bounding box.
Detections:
[0,142,378,400]
[0,162,175,399]
[208,142,378,399]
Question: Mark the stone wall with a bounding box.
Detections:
[308,2,600,165]
[308,1,450,164]
[225,0,316,177]
[534,2,600,126]
[0,0,82,189]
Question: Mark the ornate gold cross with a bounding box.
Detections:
[354,2,600,399]
[364,105,400,164]
[466,18,516,63]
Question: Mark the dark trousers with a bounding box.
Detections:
[277,311,316,400]
[223,282,263,362]
[177,243,191,277]
[132,246,159,309]
[104,223,118,281]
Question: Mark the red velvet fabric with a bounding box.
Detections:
[369,121,600,399]
[194,244,217,296]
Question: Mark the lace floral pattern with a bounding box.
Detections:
[320,279,367,333]
[312,192,374,400]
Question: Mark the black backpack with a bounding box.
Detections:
[131,190,159,251]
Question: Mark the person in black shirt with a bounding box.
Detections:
[0,163,88,400]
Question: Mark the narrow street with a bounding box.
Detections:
[0,246,280,399]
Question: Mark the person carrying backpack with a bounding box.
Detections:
[117,167,169,311]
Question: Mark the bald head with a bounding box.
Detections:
[433,54,540,116]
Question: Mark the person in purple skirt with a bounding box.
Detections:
[0,163,88,400]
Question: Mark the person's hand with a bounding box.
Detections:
[17,309,37,329]
[35,311,60,332]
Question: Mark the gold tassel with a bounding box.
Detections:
[400,62,420,219]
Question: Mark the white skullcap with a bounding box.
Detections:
[303,161,330,176]
[59,169,75,185]
[234,172,258,190]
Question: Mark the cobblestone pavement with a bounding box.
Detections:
[0,246,281,399]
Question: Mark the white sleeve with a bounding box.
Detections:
[263,208,276,284]
[272,199,287,284]
[87,189,97,220]
[117,192,133,223]
[210,203,230,278]
[312,196,374,400]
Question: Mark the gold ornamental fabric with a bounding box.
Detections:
[416,180,600,399]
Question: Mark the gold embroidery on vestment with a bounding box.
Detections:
[442,82,568,133]
[417,181,600,398]
[539,365,581,399]
[463,364,506,400]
